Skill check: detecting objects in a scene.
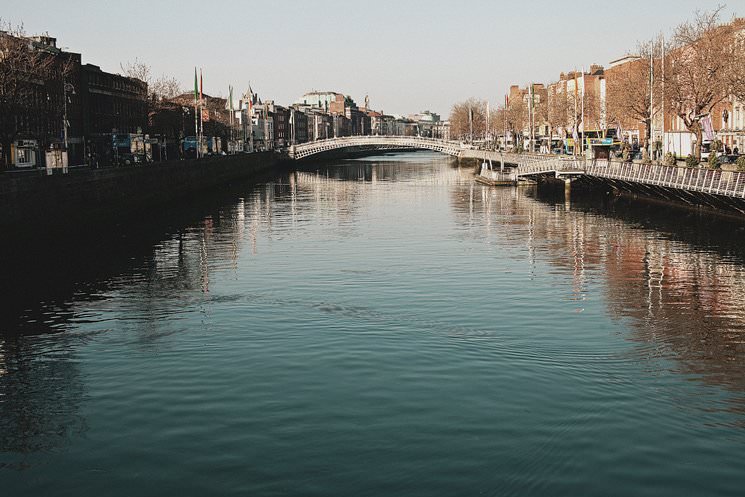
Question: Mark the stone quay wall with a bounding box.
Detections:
[0,153,280,230]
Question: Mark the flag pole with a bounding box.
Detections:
[529,83,532,153]
[504,94,508,151]
[649,41,654,160]
[486,101,490,144]
[661,34,666,156]
[573,70,578,157]
[248,84,254,153]
[581,69,585,157]
[199,69,204,157]
[194,67,199,158]
[228,85,233,148]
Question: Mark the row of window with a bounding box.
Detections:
[86,73,145,94]
[87,95,145,116]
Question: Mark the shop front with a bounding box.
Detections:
[12,139,39,168]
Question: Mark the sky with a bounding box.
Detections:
[3,0,740,117]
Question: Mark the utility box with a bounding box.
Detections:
[45,148,69,174]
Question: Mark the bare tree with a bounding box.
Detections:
[121,59,183,101]
[449,98,488,141]
[548,85,571,144]
[151,75,182,100]
[121,59,183,137]
[667,7,736,160]
[534,94,549,142]
[506,98,528,149]
[120,59,151,87]
[0,20,72,167]
[606,41,665,150]
[730,19,745,102]
[492,105,507,136]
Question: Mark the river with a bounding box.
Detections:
[1,151,744,496]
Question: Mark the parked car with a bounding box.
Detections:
[718,154,740,164]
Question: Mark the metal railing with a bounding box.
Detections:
[289,135,463,159]
[514,157,585,177]
[585,161,745,198]
[513,155,745,198]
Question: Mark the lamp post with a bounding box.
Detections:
[63,79,75,173]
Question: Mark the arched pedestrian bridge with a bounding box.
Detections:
[287,137,745,207]
[288,136,463,160]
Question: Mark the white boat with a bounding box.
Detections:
[475,157,513,186]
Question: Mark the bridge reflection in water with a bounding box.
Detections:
[292,136,745,210]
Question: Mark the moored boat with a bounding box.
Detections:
[475,159,514,186]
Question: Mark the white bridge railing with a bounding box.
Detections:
[586,160,745,198]
[289,135,463,160]
[513,156,745,198]
[514,158,585,177]
[485,153,745,198]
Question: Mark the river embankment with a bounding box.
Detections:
[0,152,280,231]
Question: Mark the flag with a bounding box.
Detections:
[193,68,198,104]
[702,115,715,141]
[505,94,509,107]
[199,69,204,102]
[486,101,490,137]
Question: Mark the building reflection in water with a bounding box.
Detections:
[0,335,85,465]
[452,183,745,399]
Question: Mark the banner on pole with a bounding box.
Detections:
[701,115,715,141]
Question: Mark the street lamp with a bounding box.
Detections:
[63,79,75,172]
[63,81,75,149]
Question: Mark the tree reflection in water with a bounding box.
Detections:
[452,184,745,404]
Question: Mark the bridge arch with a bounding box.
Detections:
[289,136,463,160]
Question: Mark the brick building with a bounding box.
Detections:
[0,33,83,167]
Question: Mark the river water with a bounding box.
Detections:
[1,151,745,496]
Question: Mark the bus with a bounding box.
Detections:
[565,130,622,155]
[112,133,146,165]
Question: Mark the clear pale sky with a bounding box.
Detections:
[3,0,739,116]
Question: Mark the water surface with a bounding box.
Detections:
[2,151,745,496]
